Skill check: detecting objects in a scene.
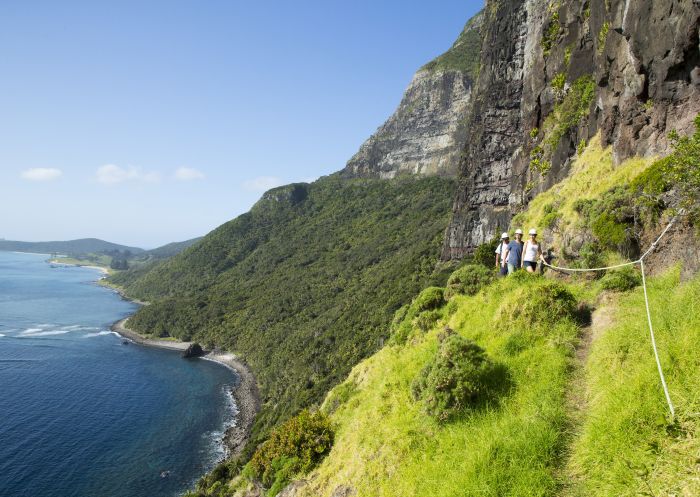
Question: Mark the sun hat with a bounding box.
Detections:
[501,232,509,239]
[529,228,537,235]
[515,229,523,234]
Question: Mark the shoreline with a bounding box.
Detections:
[110,318,260,459]
[48,259,111,277]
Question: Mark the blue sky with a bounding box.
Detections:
[0,0,483,248]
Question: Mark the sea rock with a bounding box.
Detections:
[182,343,204,358]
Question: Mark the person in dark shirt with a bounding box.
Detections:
[504,228,524,274]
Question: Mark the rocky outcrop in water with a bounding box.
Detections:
[341,12,483,179]
[442,0,700,259]
[182,343,204,358]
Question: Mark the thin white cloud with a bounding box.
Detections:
[174,167,205,181]
[96,164,161,185]
[243,176,284,192]
[21,168,63,182]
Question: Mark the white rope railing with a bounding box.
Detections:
[540,210,684,420]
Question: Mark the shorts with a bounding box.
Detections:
[507,263,518,274]
[523,260,538,271]
[499,265,508,276]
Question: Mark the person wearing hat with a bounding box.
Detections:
[503,228,524,274]
[522,228,545,272]
[494,232,510,276]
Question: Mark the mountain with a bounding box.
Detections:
[0,238,144,256]
[142,237,202,259]
[341,12,483,179]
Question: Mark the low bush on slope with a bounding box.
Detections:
[111,176,456,447]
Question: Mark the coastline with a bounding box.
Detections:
[49,260,111,276]
[110,317,260,459]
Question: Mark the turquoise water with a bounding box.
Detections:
[0,251,237,497]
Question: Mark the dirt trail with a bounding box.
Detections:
[558,293,617,495]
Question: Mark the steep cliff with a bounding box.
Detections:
[443,0,700,258]
[341,12,483,179]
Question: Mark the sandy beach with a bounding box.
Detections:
[111,318,260,458]
[49,260,110,277]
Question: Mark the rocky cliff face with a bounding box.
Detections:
[341,12,483,179]
[443,0,700,259]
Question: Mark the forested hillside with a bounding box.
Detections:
[111,177,456,444]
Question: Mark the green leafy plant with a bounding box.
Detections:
[598,22,609,53]
[411,333,498,421]
[577,138,587,155]
[444,264,494,299]
[497,280,577,326]
[413,287,446,312]
[564,46,572,66]
[601,266,642,292]
[543,75,596,152]
[552,72,566,98]
[541,11,561,57]
[249,410,334,494]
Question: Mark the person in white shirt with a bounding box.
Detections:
[522,228,545,272]
[494,232,509,276]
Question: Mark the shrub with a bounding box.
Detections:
[411,333,496,421]
[497,281,577,326]
[591,212,628,248]
[598,22,609,52]
[471,237,501,268]
[601,266,642,292]
[444,264,494,300]
[412,287,445,312]
[541,11,561,57]
[543,75,596,152]
[552,72,566,99]
[414,309,442,332]
[249,410,334,493]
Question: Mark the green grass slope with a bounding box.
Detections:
[111,176,456,445]
[566,268,700,496]
[299,273,582,497]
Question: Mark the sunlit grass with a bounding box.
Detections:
[301,275,580,497]
[513,133,654,236]
[566,267,700,496]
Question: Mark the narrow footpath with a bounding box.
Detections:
[557,293,617,496]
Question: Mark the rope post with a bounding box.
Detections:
[639,259,675,420]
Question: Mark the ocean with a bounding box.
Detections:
[0,251,237,497]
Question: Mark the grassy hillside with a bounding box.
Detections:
[298,273,583,497]
[112,176,457,446]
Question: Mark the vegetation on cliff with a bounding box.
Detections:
[422,10,482,77]
[111,176,456,450]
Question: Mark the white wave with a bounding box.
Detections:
[0,334,5,337]
[20,330,72,337]
[23,328,43,333]
[36,324,55,329]
[83,331,117,338]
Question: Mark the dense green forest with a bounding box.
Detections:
[111,176,457,446]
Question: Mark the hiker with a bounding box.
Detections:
[504,229,524,274]
[494,232,509,276]
[522,228,545,273]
